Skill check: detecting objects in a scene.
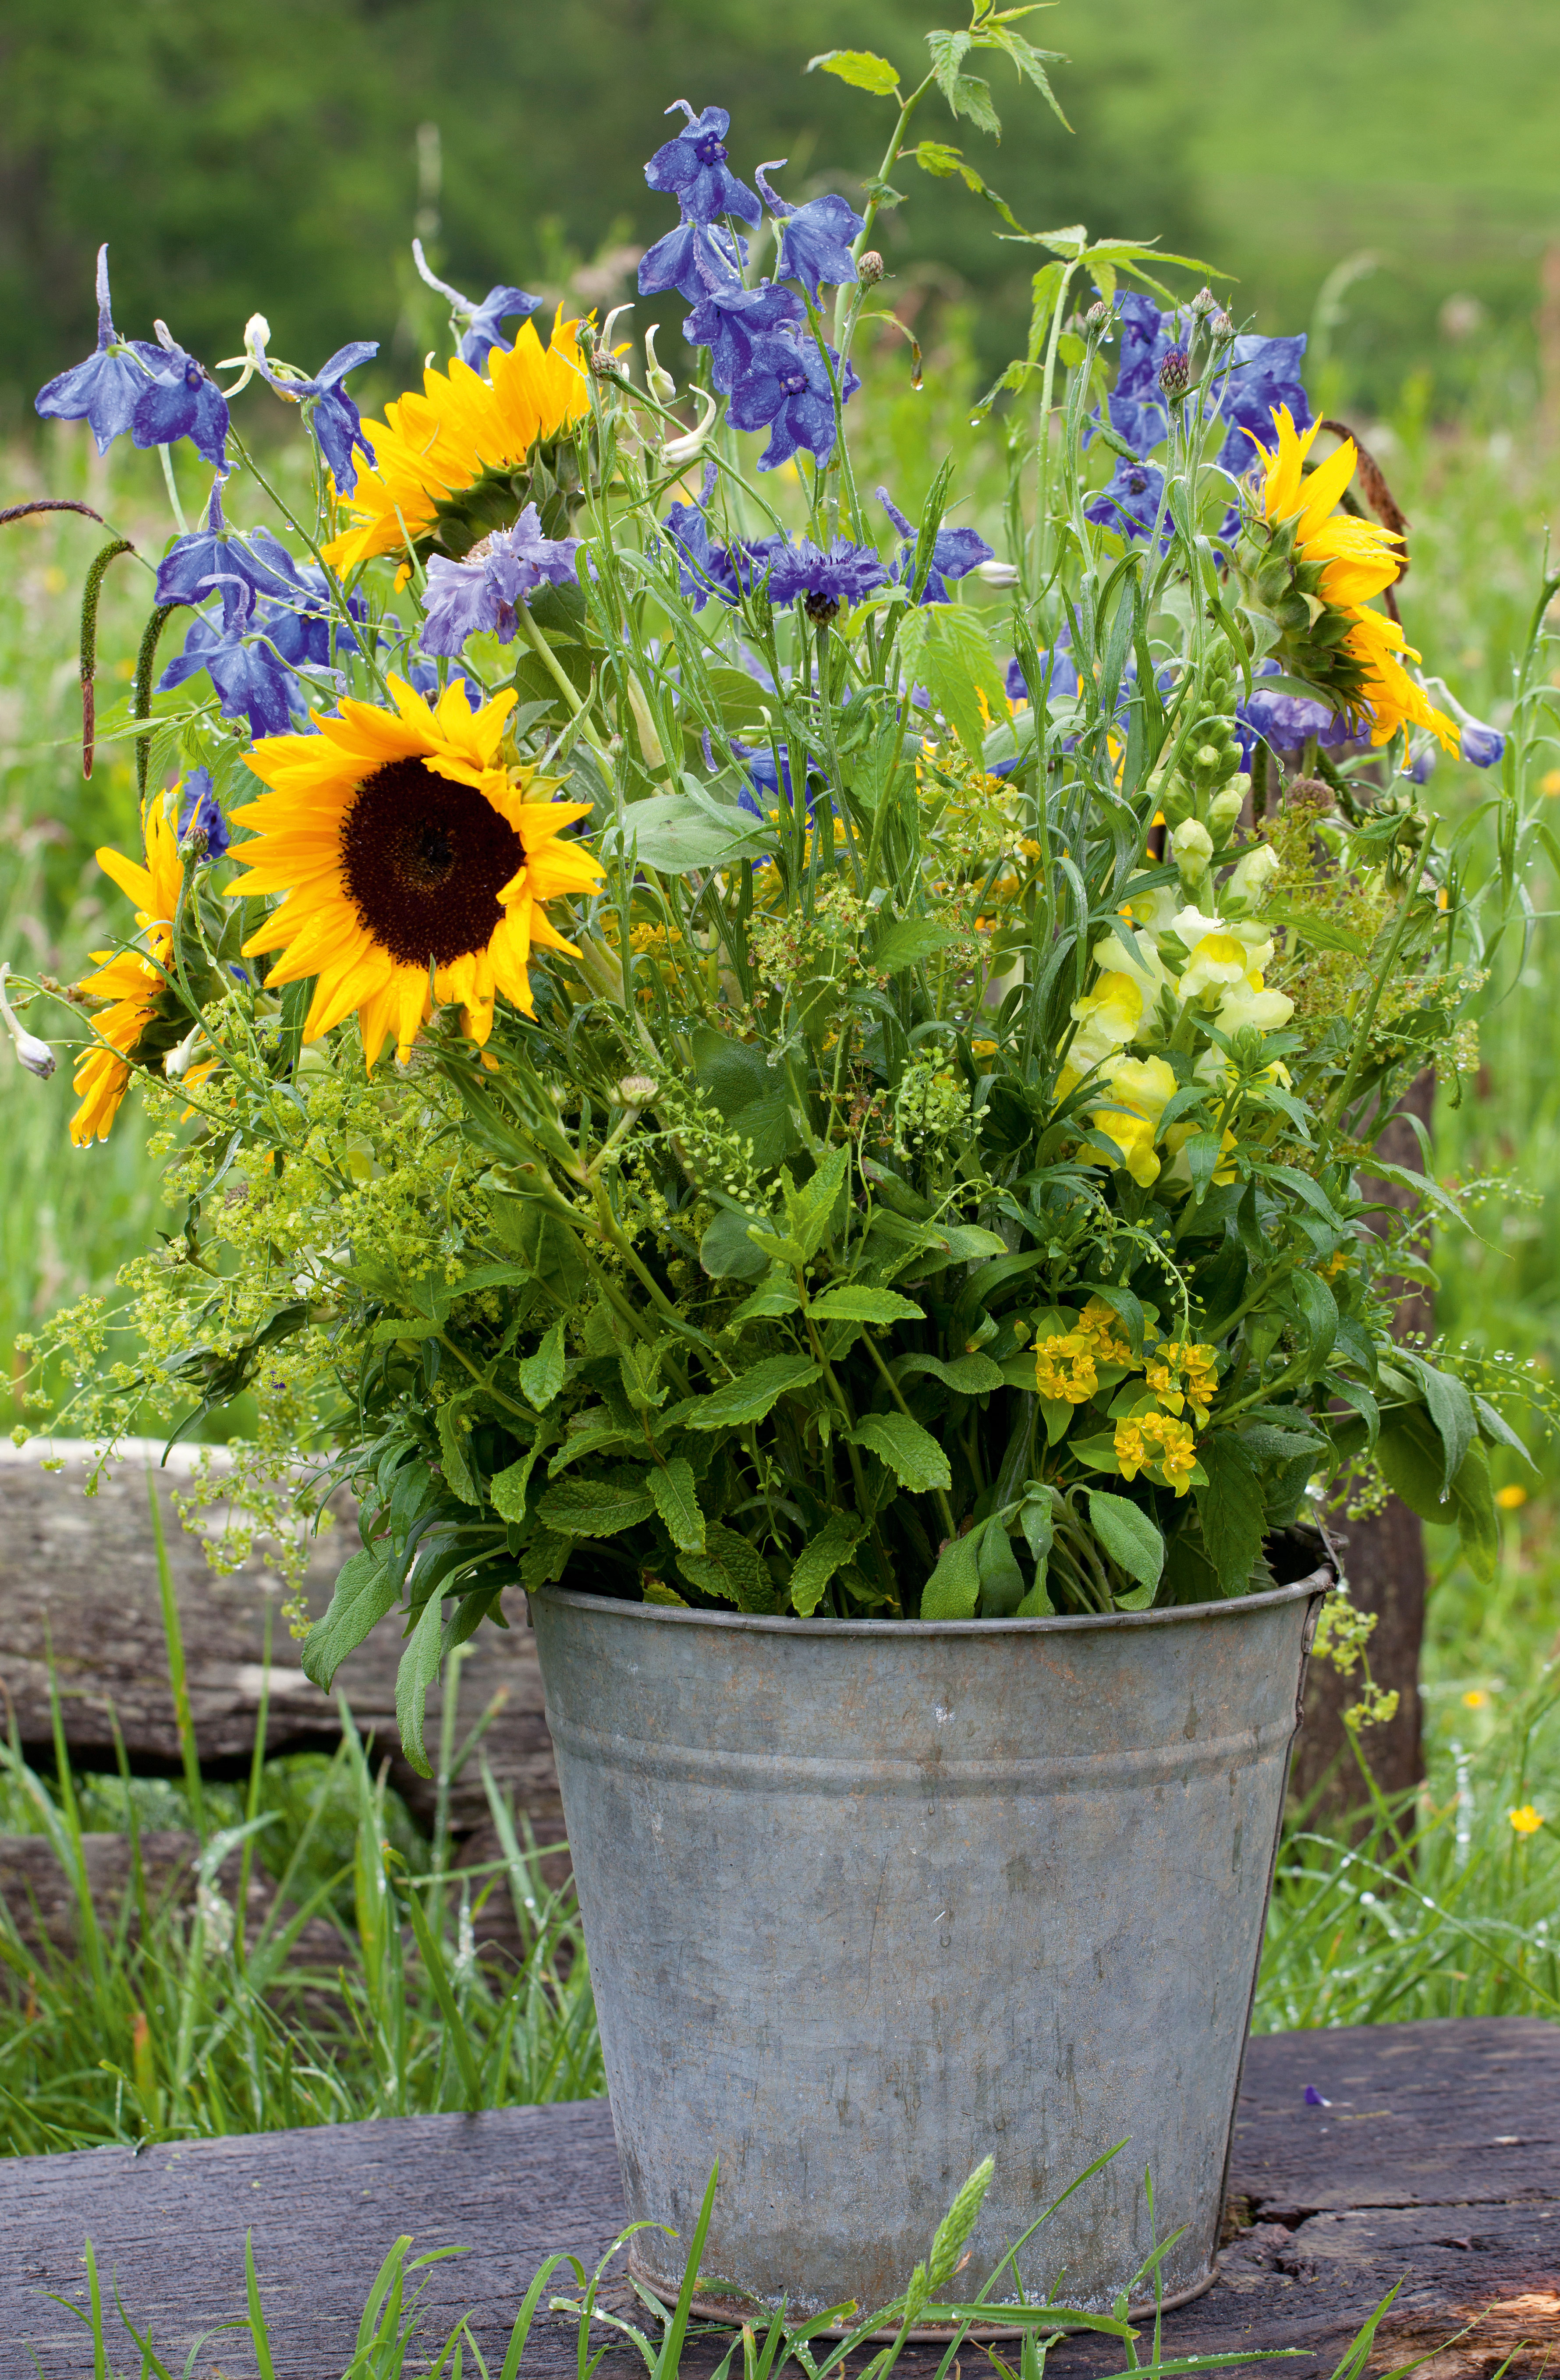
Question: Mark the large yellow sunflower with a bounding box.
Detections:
[228,676,604,1066]
[320,312,592,575]
[70,794,209,1145]
[1248,407,1457,753]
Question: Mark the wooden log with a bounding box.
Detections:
[0,1441,563,1849]
[0,2019,1553,2380]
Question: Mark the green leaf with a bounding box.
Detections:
[871,917,966,974]
[649,1458,705,1554]
[729,1276,803,1323]
[676,1353,821,1431]
[436,1401,480,1506]
[851,1412,953,1494]
[897,607,1008,761]
[894,1351,1005,1395]
[604,791,771,873]
[920,1528,981,1620]
[491,1441,544,1524]
[536,1476,656,1538]
[301,1548,396,1691]
[394,1589,446,1778]
[808,1286,926,1325]
[699,1204,769,1281]
[1265,907,1367,957]
[978,1523,1027,1617]
[369,1318,443,1344]
[1016,1489,1057,1614]
[1195,1434,1267,1596]
[518,1318,567,1410]
[788,1515,866,1617]
[946,71,1000,135]
[1403,1355,1476,1495]
[980,22,1071,128]
[1086,1491,1165,1598]
[678,1522,774,1612]
[807,47,901,95]
[908,142,1026,233]
[1289,1269,1340,1377]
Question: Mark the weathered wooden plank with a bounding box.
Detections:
[0,1441,562,1845]
[0,2022,1555,2380]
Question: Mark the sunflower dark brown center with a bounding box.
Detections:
[341,757,521,968]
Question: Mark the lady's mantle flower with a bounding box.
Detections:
[878,489,992,603]
[419,506,584,657]
[726,326,859,470]
[645,103,761,226]
[767,535,888,623]
[34,246,163,454]
[755,164,863,302]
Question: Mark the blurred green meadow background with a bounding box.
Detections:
[0,0,1558,2121]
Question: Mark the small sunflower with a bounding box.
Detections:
[320,311,592,574]
[1240,407,1457,754]
[70,796,199,1145]
[228,676,603,1066]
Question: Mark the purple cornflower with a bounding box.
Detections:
[419,506,584,657]
[766,535,888,622]
[1085,457,1169,549]
[877,489,993,603]
[645,103,761,226]
[257,339,379,495]
[726,326,858,471]
[683,277,804,394]
[34,247,164,455]
[155,479,303,610]
[177,767,230,859]
[159,579,303,738]
[754,164,863,304]
[131,327,230,468]
[638,219,748,304]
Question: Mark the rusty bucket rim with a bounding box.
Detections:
[530,1557,1333,1640]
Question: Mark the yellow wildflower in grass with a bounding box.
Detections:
[70,794,216,1146]
[227,676,604,1066]
[1509,1805,1544,1836]
[1034,1333,1099,1405]
[1494,1483,1528,1511]
[1251,406,1458,754]
[1461,1688,1489,1709]
[1543,769,1560,797]
[320,309,592,572]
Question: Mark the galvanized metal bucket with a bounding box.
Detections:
[530,1543,1329,2323]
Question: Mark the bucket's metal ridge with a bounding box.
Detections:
[530,1551,1330,2322]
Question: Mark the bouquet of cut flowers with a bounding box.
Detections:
[9,7,1554,1770]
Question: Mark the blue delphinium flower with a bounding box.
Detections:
[419,506,584,657]
[257,339,379,495]
[1459,716,1505,769]
[639,219,748,303]
[404,656,485,713]
[34,246,164,455]
[411,244,540,372]
[155,478,303,610]
[659,464,741,609]
[754,164,864,304]
[131,329,230,468]
[683,277,804,394]
[159,579,302,738]
[877,490,993,603]
[265,563,368,670]
[1085,457,1169,547]
[1114,294,1179,400]
[1209,334,1312,473]
[726,327,858,470]
[1234,660,1354,761]
[766,535,888,622]
[177,767,230,859]
[645,103,761,225]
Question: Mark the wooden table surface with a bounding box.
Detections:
[2,2019,1556,2380]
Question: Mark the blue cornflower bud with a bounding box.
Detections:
[725,326,859,471]
[411,242,539,372]
[177,767,230,860]
[753,164,865,305]
[419,507,584,658]
[645,103,761,227]
[877,489,993,604]
[34,246,166,454]
[131,323,230,467]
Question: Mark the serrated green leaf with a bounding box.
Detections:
[1086,1491,1164,1598]
[807,47,901,95]
[536,1476,656,1538]
[895,1351,1005,1395]
[897,607,1008,760]
[871,917,966,974]
[436,1401,480,1506]
[649,1458,705,1554]
[920,1527,981,1620]
[491,1443,543,1524]
[678,1522,774,1612]
[788,1515,866,1616]
[1195,1435,1266,1596]
[301,1547,395,1690]
[676,1353,820,1431]
[851,1411,952,1494]
[518,1318,567,1409]
[808,1286,925,1325]
[394,1588,445,1778]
